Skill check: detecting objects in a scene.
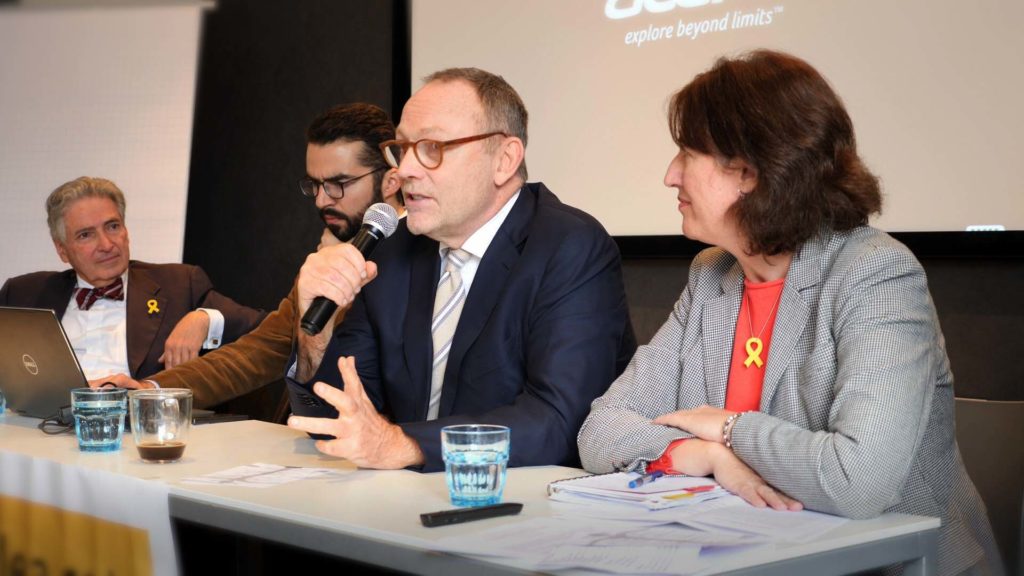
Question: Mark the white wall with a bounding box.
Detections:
[0,4,204,283]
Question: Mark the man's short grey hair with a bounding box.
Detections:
[46,177,126,243]
[423,67,529,182]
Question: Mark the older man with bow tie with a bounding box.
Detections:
[0,176,264,381]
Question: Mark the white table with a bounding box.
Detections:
[0,414,939,575]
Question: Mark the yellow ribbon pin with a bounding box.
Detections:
[743,337,764,368]
[146,299,160,315]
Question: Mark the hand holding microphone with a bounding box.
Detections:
[299,203,400,336]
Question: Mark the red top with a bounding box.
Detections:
[647,278,785,474]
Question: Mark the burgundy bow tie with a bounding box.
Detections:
[75,277,125,310]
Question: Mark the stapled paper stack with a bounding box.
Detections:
[547,472,727,510]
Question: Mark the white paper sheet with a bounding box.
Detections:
[181,462,339,488]
[675,498,848,543]
[538,544,701,574]
[434,516,770,574]
[434,516,658,558]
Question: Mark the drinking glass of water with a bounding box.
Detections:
[441,425,510,507]
[71,387,127,452]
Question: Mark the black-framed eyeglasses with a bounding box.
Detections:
[298,167,384,200]
[379,132,508,170]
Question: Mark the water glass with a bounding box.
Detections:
[441,425,510,507]
[71,387,127,452]
[129,389,192,462]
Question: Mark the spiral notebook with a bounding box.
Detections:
[547,472,727,510]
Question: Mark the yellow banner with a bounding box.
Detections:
[0,494,152,576]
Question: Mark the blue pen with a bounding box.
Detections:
[628,470,664,489]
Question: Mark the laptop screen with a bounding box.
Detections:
[0,307,88,418]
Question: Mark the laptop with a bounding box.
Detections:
[0,306,87,418]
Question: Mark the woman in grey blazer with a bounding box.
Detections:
[577,50,1000,575]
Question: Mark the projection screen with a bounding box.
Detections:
[412,0,1023,236]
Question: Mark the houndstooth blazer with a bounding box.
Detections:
[578,226,1002,575]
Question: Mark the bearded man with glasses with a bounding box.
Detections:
[97,103,403,410]
[287,68,636,472]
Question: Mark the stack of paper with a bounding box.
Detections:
[548,472,728,510]
[434,498,850,575]
[432,474,850,575]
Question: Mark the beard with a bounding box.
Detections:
[319,186,385,241]
[320,207,364,242]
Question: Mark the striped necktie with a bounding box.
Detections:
[428,247,470,420]
[75,277,125,310]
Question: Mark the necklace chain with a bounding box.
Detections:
[745,289,780,340]
[742,287,782,369]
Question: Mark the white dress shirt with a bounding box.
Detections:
[436,190,520,292]
[63,273,225,380]
[425,190,520,418]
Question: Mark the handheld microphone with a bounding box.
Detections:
[300,202,400,336]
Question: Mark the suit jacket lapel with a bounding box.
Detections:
[46,270,78,319]
[403,237,441,420]
[437,188,534,418]
[759,233,823,410]
[702,264,743,408]
[126,265,166,377]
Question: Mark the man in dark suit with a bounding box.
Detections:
[287,68,636,472]
[0,176,264,380]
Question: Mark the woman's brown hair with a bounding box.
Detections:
[669,50,881,255]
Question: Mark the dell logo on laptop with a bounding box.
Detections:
[22,354,39,375]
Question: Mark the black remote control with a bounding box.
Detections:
[420,502,523,527]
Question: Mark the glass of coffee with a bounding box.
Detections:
[128,389,192,462]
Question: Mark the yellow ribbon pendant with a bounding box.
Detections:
[146,299,160,315]
[744,336,764,368]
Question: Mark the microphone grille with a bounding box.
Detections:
[363,203,400,237]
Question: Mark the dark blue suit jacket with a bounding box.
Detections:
[306,183,636,472]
